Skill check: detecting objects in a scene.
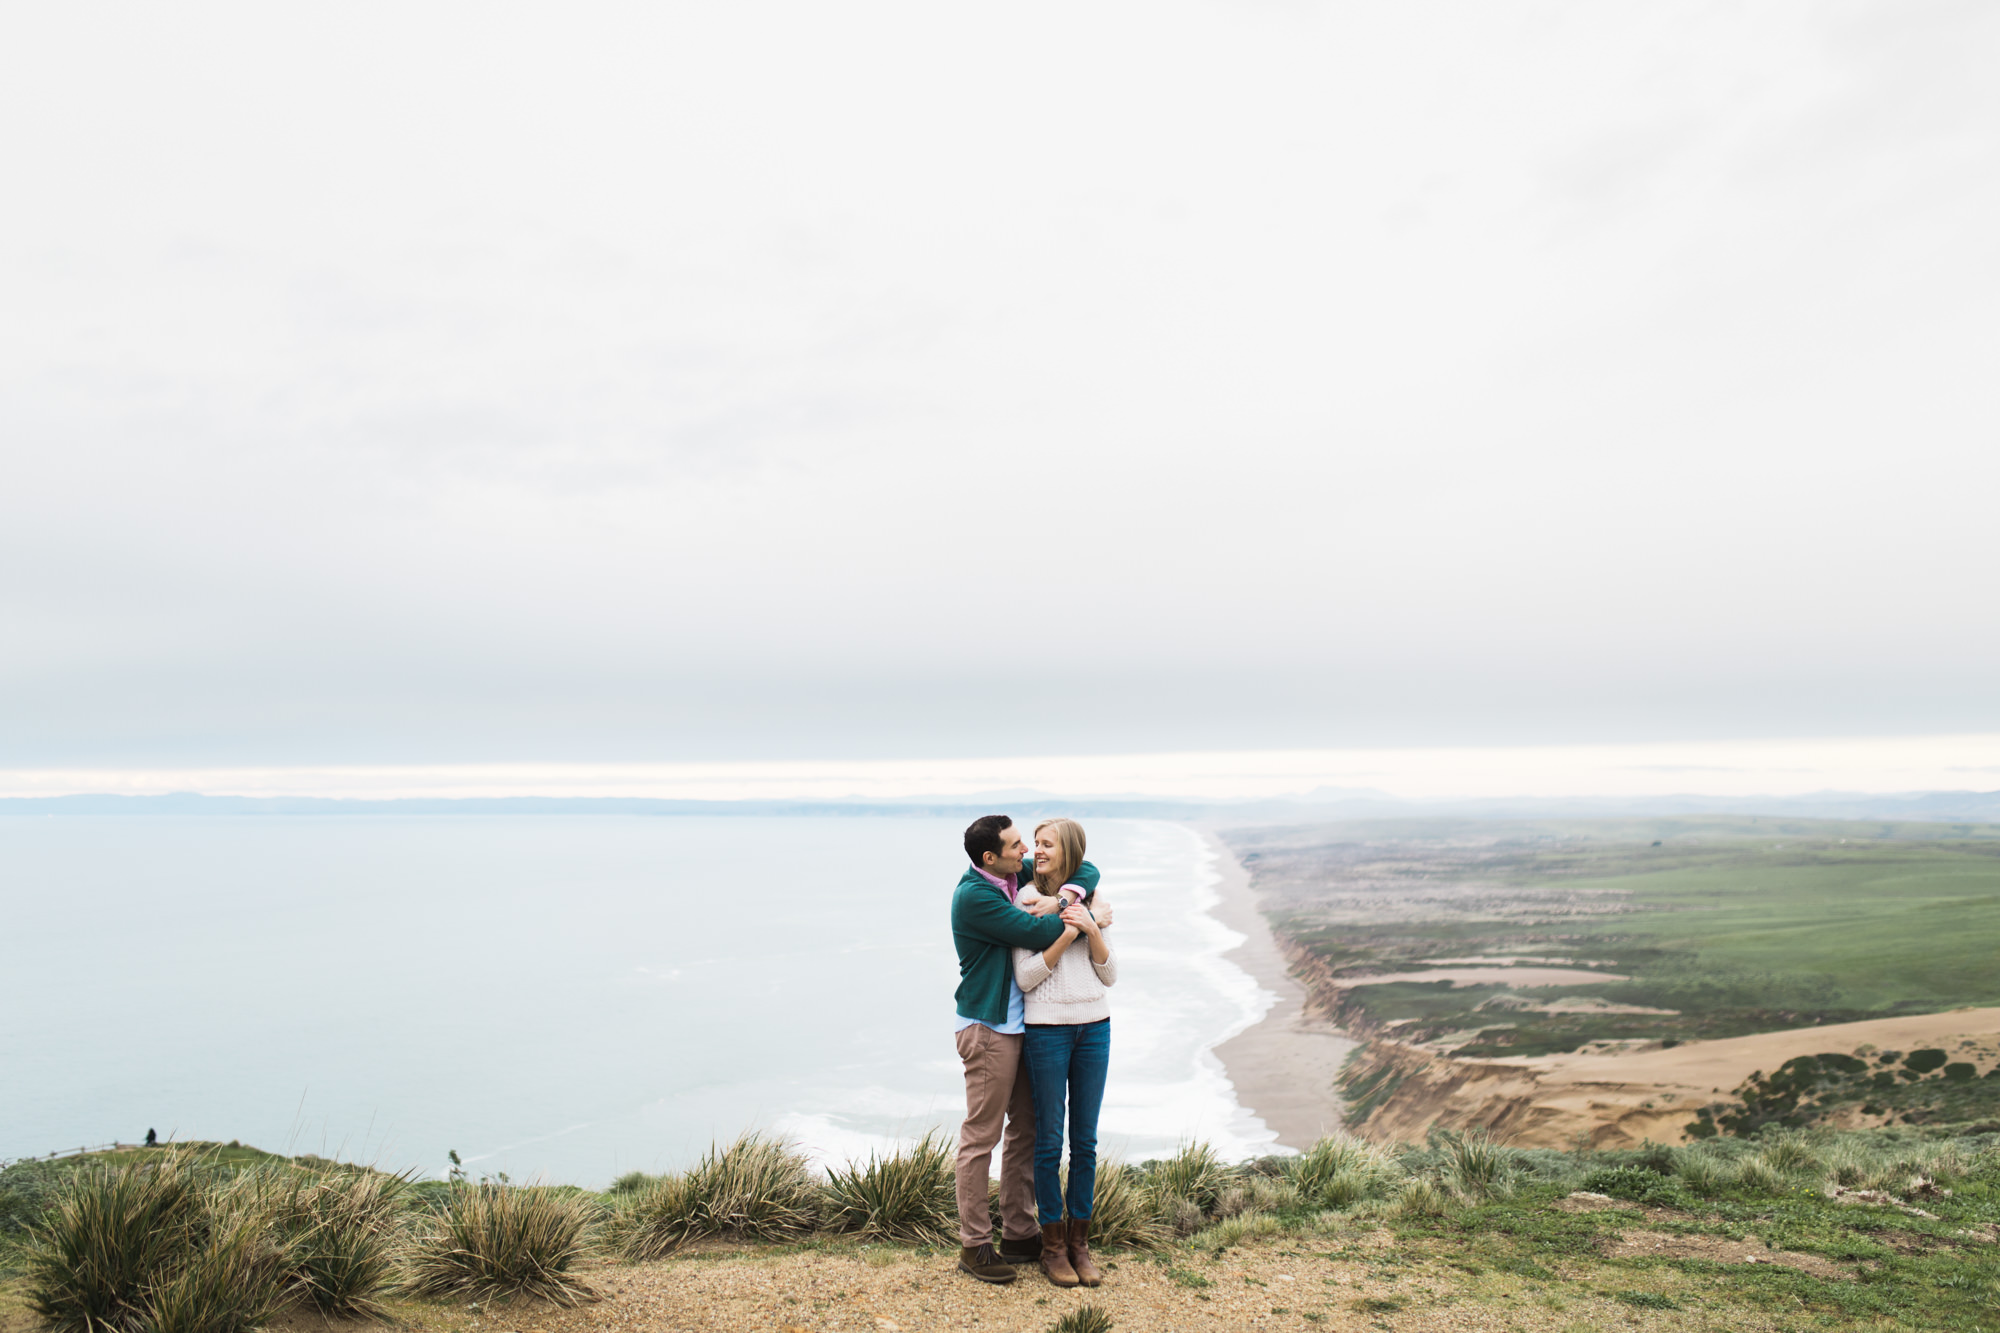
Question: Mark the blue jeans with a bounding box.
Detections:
[1022,1019,1110,1225]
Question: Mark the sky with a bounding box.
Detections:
[3,1,1997,769]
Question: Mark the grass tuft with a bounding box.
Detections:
[822,1131,957,1245]
[1081,1162,1169,1250]
[23,1150,290,1333]
[1437,1130,1514,1200]
[401,1184,598,1306]
[251,1164,407,1318]
[1145,1142,1230,1215]
[1048,1303,1115,1333]
[1287,1135,1401,1210]
[616,1133,819,1259]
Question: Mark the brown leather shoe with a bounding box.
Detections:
[1066,1216,1102,1287]
[957,1243,1018,1283]
[1039,1221,1080,1287]
[998,1233,1041,1264]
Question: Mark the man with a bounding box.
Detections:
[949,814,1107,1283]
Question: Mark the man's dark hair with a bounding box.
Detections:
[963,814,1015,866]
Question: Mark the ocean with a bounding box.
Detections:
[0,815,1280,1185]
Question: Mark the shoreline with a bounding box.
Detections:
[1201,826,1356,1151]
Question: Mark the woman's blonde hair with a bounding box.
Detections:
[1032,818,1089,900]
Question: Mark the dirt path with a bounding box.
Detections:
[238,1233,1808,1333]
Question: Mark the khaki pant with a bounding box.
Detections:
[954,1023,1037,1249]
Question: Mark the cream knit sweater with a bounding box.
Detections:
[1012,892,1117,1025]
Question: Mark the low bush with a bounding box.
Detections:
[1287,1135,1401,1209]
[1081,1162,1167,1250]
[1145,1142,1231,1215]
[822,1131,956,1245]
[402,1184,598,1306]
[24,1150,290,1333]
[1438,1131,1513,1201]
[1048,1303,1115,1333]
[1671,1149,1731,1196]
[1579,1164,1691,1207]
[616,1134,819,1259]
[259,1165,407,1318]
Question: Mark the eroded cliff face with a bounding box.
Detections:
[1334,1010,2000,1150]
[1337,1041,1698,1150]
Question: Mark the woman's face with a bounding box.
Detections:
[1033,827,1059,870]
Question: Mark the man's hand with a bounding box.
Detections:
[1024,892,1063,917]
[1091,901,1114,929]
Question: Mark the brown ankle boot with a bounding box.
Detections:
[1039,1221,1079,1287]
[1066,1216,1102,1287]
[957,1243,1017,1284]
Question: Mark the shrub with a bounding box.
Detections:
[822,1131,957,1245]
[1049,1304,1115,1333]
[1288,1135,1400,1209]
[1736,1155,1782,1193]
[138,1198,291,1333]
[687,1134,819,1239]
[1671,1150,1730,1196]
[1579,1165,1689,1207]
[402,1184,598,1306]
[1393,1175,1449,1218]
[612,1172,707,1260]
[24,1151,290,1333]
[616,1134,819,1259]
[258,1165,407,1318]
[1438,1131,1513,1201]
[1080,1162,1167,1250]
[1146,1142,1230,1215]
[1761,1133,1821,1175]
[605,1171,658,1196]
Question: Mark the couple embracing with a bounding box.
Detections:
[949,814,1117,1289]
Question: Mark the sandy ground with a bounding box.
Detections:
[1356,1007,2000,1148]
[1204,830,1356,1150]
[181,1230,1810,1333]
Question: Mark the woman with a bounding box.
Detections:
[1014,817,1115,1289]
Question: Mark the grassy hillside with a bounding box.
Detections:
[7,1129,2000,1333]
[1227,819,2000,1086]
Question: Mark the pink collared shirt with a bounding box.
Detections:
[971,862,1018,902]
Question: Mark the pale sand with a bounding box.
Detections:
[1357,1007,2000,1148]
[1203,828,1356,1150]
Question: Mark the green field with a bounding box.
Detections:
[1225,817,2000,1125]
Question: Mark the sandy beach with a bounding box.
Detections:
[1203,828,1355,1150]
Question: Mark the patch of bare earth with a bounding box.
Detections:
[1602,1230,1856,1281]
[214,1235,1810,1333]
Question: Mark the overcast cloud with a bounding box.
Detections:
[3,1,1996,764]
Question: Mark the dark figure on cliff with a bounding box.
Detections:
[144,1128,156,1146]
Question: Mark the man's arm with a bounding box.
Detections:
[1026,858,1099,895]
[954,887,1068,951]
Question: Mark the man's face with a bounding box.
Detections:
[983,823,1027,876]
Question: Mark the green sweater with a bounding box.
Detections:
[951,860,1101,1027]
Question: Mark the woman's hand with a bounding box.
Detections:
[1062,904,1110,965]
